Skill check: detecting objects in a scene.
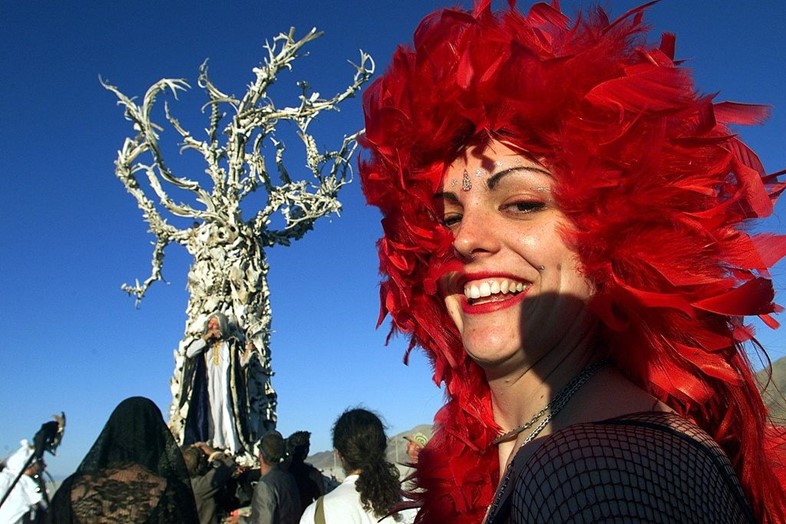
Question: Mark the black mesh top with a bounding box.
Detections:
[485,411,755,523]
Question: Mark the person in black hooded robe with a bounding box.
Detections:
[48,396,198,523]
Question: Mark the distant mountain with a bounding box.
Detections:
[305,449,336,474]
[306,423,433,481]
[757,355,786,424]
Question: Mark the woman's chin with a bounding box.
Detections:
[464,345,525,374]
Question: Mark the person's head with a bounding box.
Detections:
[78,396,184,478]
[286,431,311,463]
[182,445,208,478]
[361,2,780,378]
[359,2,784,521]
[332,409,386,473]
[53,397,199,522]
[438,141,595,373]
[258,430,286,467]
[204,313,229,338]
[332,408,401,517]
[403,432,429,464]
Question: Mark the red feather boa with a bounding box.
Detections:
[359,2,786,522]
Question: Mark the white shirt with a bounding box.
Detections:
[300,475,406,524]
[0,470,42,524]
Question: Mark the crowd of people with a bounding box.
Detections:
[1,398,426,524]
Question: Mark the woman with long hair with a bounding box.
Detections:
[359,1,786,522]
[300,408,404,523]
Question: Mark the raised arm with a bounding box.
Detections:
[185,338,208,359]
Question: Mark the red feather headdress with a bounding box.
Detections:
[359,2,786,522]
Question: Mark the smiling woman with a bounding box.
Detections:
[359,2,786,523]
[438,142,594,375]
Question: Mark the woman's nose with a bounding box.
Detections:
[452,209,498,260]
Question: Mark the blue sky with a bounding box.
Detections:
[1,1,785,477]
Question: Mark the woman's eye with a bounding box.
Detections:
[441,213,462,228]
[503,200,546,214]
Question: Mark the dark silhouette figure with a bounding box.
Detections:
[284,431,324,517]
[49,397,198,523]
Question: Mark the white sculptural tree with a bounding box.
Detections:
[103,28,373,454]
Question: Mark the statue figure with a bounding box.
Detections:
[180,313,250,453]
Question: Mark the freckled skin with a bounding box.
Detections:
[438,141,594,375]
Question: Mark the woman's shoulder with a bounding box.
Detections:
[509,411,755,522]
[316,476,389,524]
[321,476,361,509]
[587,410,720,444]
[534,411,728,459]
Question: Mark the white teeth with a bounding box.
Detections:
[463,278,527,301]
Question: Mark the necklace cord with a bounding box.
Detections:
[491,360,609,446]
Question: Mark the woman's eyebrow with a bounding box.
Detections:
[433,190,459,203]
[487,165,551,190]
[433,165,550,200]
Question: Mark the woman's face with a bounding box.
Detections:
[437,141,593,372]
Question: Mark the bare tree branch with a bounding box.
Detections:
[104,29,374,457]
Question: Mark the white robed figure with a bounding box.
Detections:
[180,313,251,453]
[0,441,43,524]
